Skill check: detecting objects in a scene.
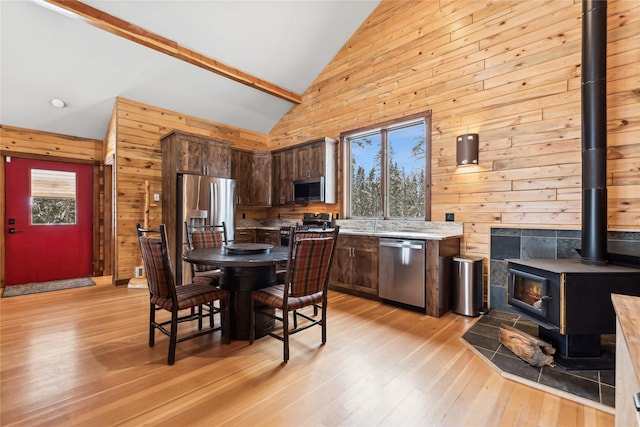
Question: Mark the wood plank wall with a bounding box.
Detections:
[268,0,640,261]
[111,97,268,283]
[0,125,104,287]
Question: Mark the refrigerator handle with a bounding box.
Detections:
[209,182,217,226]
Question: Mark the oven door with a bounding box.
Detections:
[508,268,551,318]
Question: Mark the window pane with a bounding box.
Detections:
[31,169,77,224]
[387,123,426,218]
[350,133,382,217]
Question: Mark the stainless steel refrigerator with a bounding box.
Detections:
[176,174,235,285]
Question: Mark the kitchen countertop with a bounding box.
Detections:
[235,219,463,240]
[338,229,462,240]
[236,225,283,231]
[235,226,461,240]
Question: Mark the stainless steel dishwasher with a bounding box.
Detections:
[378,238,426,308]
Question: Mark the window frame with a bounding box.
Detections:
[341,110,432,220]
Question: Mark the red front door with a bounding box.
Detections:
[5,158,93,285]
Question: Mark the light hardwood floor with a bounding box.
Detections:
[0,277,614,427]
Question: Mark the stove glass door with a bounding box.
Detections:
[508,268,550,317]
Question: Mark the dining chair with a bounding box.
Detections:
[184,221,227,286]
[249,226,339,362]
[276,226,333,315]
[137,223,230,365]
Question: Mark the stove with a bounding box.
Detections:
[505,1,640,370]
[279,212,333,246]
[507,257,640,369]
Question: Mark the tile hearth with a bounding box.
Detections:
[461,310,615,413]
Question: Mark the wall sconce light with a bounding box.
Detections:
[456,133,479,166]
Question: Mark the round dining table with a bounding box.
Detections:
[183,243,289,340]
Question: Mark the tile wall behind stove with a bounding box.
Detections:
[489,228,640,310]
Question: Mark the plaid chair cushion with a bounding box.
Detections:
[251,284,323,311]
[191,229,224,272]
[151,282,228,311]
[192,270,222,286]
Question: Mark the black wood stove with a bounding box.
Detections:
[506,1,640,370]
[507,258,640,369]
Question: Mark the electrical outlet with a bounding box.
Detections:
[134,266,143,278]
[153,193,160,201]
[445,213,455,221]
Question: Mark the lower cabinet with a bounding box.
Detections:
[256,229,280,246]
[329,233,460,317]
[330,235,379,297]
[234,229,255,243]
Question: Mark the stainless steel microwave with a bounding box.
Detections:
[293,177,325,202]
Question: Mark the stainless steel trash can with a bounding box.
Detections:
[452,256,483,317]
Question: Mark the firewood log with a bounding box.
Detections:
[499,323,556,367]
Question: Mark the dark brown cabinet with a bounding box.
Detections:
[231,149,272,206]
[161,130,232,271]
[255,229,280,246]
[234,229,255,243]
[330,235,379,297]
[272,149,295,205]
[328,233,460,317]
[272,137,336,205]
[162,130,231,177]
[294,139,329,179]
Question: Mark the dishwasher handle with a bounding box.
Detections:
[379,240,424,250]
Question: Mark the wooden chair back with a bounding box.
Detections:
[282,226,339,299]
[185,222,227,272]
[136,223,178,305]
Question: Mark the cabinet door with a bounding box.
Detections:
[204,141,231,178]
[232,149,253,205]
[256,229,280,246]
[179,139,207,175]
[330,238,353,290]
[177,137,230,177]
[351,236,379,295]
[251,153,272,206]
[234,229,255,243]
[294,140,327,179]
[308,141,326,177]
[329,235,379,295]
[271,151,285,205]
[272,150,294,205]
[294,144,313,179]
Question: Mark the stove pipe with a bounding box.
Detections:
[581,0,608,266]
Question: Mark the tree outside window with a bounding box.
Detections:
[344,112,431,219]
[31,169,77,224]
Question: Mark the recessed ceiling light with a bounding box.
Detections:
[50,98,66,108]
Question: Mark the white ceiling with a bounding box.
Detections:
[0,0,380,140]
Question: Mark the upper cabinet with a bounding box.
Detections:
[272,148,295,206]
[231,149,272,206]
[161,130,232,272]
[272,137,337,205]
[161,130,231,177]
[294,138,336,179]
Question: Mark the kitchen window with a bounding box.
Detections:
[342,111,431,219]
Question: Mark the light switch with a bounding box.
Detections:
[153,193,160,201]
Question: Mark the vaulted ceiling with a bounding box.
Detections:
[0,0,380,140]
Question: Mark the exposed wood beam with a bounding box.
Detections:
[33,0,302,104]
